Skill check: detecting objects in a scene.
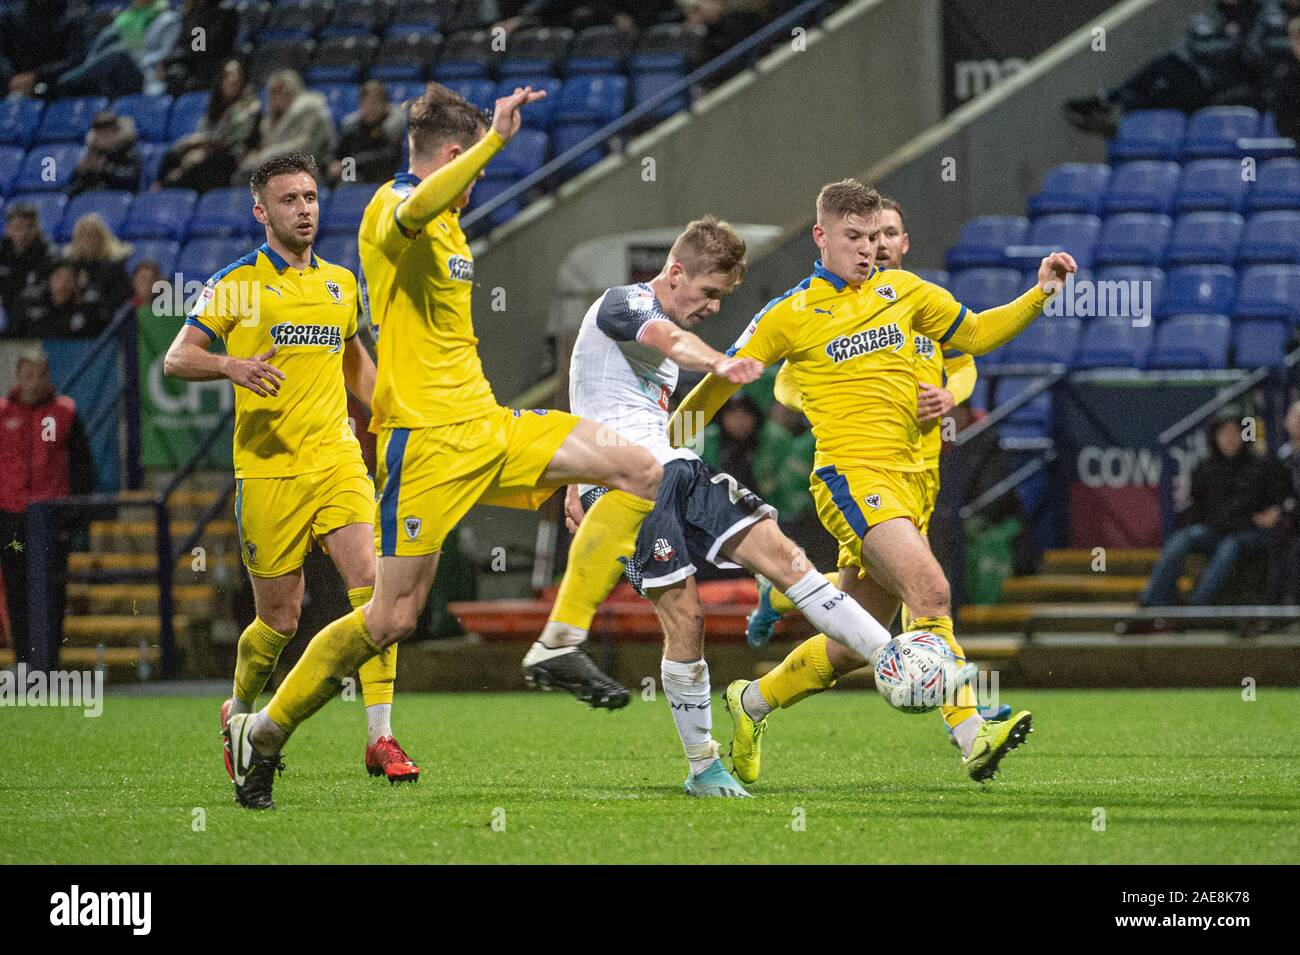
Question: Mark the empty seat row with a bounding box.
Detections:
[1108,106,1291,163]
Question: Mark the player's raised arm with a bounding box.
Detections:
[637,320,762,382]
[924,252,1077,357]
[394,85,545,234]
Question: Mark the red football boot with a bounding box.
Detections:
[365,736,420,784]
[220,698,234,781]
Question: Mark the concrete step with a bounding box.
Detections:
[1041,548,1161,574]
[65,583,217,616]
[0,645,160,681]
[68,551,241,576]
[958,601,1136,632]
[1002,573,1192,602]
[89,519,238,552]
[62,614,194,647]
[115,488,229,523]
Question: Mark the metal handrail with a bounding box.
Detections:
[1157,346,1300,449]
[462,0,835,230]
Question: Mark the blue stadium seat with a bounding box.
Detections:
[1160,265,1235,318]
[1232,319,1290,368]
[1093,213,1171,268]
[556,74,627,126]
[1102,161,1180,214]
[122,189,198,240]
[167,91,209,141]
[111,93,173,143]
[491,129,548,179]
[319,2,387,40]
[176,237,249,287]
[55,189,133,242]
[371,33,439,82]
[383,82,425,105]
[493,77,560,130]
[469,176,526,230]
[313,83,363,125]
[12,143,80,192]
[629,23,703,75]
[1247,158,1300,212]
[1164,211,1244,266]
[566,25,637,75]
[631,71,689,122]
[1236,211,1300,264]
[137,142,167,190]
[1002,317,1082,366]
[256,0,326,43]
[126,239,180,278]
[315,234,359,273]
[1073,317,1155,368]
[1173,159,1248,213]
[991,376,1053,436]
[435,30,496,80]
[320,184,373,235]
[189,188,258,238]
[1012,214,1101,271]
[0,145,23,195]
[440,78,495,112]
[1094,266,1164,323]
[1108,109,1186,162]
[5,192,67,236]
[0,96,44,148]
[498,27,572,79]
[1027,163,1110,216]
[1181,106,1259,160]
[1234,265,1300,323]
[912,269,949,288]
[1149,314,1231,369]
[34,96,109,144]
[943,215,1028,270]
[948,268,1022,312]
[307,35,380,85]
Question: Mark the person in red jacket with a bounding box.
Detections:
[0,348,93,663]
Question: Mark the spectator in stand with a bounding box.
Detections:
[328,81,406,186]
[68,112,142,197]
[232,70,335,185]
[63,215,134,326]
[162,0,238,94]
[20,263,103,338]
[682,0,772,69]
[130,259,162,312]
[50,0,181,99]
[0,205,54,337]
[1065,0,1285,137]
[1272,399,1300,601]
[1139,409,1286,607]
[700,391,762,492]
[1272,16,1300,139]
[156,58,261,193]
[0,348,93,665]
[0,0,86,97]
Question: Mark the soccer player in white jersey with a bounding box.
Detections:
[524,217,904,796]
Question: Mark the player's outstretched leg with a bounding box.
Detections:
[745,571,838,648]
[649,578,748,798]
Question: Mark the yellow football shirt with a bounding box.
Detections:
[358,172,498,432]
[185,242,362,478]
[727,262,970,473]
[915,338,976,465]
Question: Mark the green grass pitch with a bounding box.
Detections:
[3,688,1297,864]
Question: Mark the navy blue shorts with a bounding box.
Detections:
[623,457,776,592]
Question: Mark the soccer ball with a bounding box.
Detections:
[874,630,970,714]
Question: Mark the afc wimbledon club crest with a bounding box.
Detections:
[326,280,342,304]
[245,541,257,564]
[404,516,422,541]
[875,285,897,301]
[864,494,882,509]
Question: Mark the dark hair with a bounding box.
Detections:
[249,152,319,201]
[407,82,486,159]
[5,202,38,222]
[670,215,747,283]
[207,58,248,128]
[880,196,905,231]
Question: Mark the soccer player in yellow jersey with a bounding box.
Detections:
[223,85,663,808]
[669,179,1076,783]
[164,153,420,795]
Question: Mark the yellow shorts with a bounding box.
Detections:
[375,405,580,557]
[809,464,928,573]
[917,466,940,537]
[235,453,375,578]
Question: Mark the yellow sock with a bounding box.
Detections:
[346,586,397,707]
[232,617,292,708]
[768,571,838,615]
[757,634,837,709]
[550,490,654,630]
[912,614,979,729]
[265,608,380,733]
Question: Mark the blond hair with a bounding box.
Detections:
[816,178,882,224]
[669,215,747,282]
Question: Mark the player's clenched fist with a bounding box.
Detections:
[492,86,547,142]
[223,346,285,397]
[1037,251,1078,294]
[712,356,764,384]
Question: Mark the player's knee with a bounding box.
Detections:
[261,605,300,636]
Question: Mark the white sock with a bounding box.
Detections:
[250,710,288,755]
[953,714,985,757]
[366,703,392,746]
[539,621,588,649]
[229,697,253,715]
[661,657,717,776]
[784,569,890,662]
[741,680,773,721]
